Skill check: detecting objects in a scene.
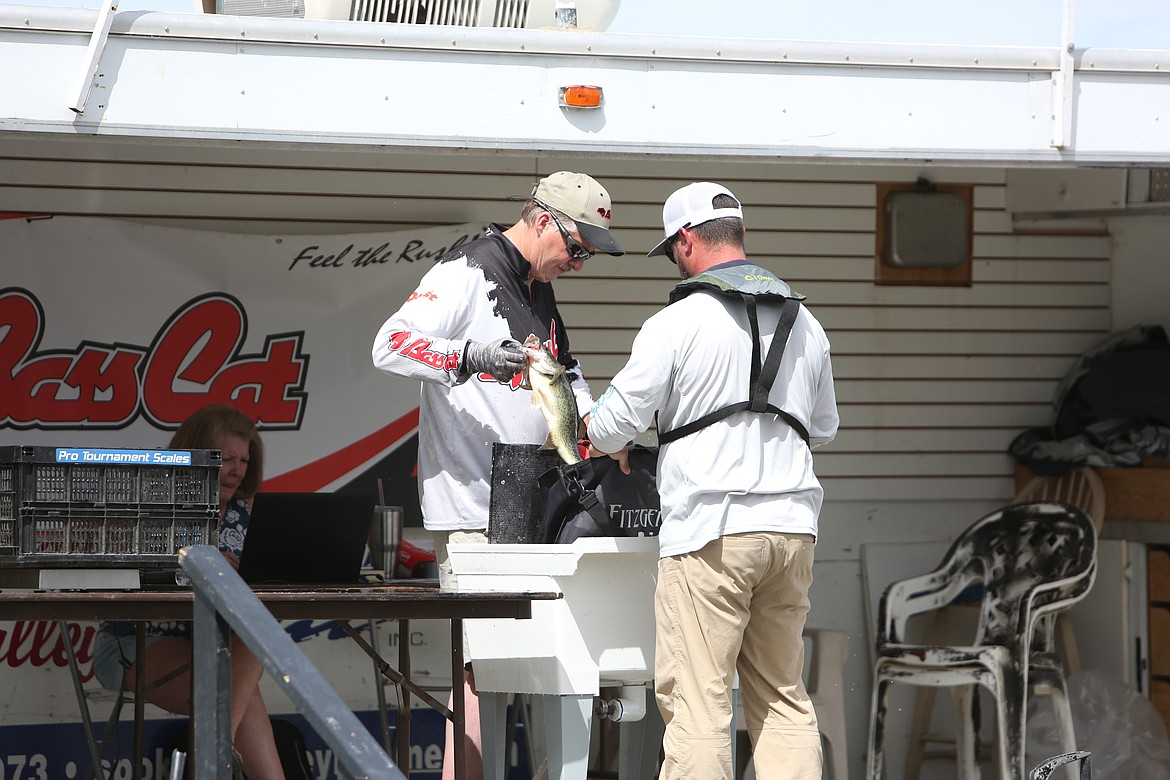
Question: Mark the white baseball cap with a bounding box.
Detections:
[512,171,624,256]
[647,182,744,257]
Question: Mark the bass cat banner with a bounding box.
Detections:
[0,216,487,520]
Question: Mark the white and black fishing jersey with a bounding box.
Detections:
[372,225,592,531]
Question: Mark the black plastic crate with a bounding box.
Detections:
[0,445,220,566]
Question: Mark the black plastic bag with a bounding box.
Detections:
[540,446,661,543]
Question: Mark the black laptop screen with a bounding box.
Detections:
[237,492,374,586]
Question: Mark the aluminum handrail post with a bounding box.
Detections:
[181,545,403,780]
[192,583,233,779]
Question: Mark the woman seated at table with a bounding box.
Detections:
[92,403,286,780]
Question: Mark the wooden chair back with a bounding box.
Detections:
[1013,467,1106,534]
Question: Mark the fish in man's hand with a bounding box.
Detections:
[522,333,585,465]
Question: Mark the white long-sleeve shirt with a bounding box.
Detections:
[588,271,838,557]
[372,226,592,531]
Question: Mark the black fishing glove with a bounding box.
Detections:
[461,338,525,382]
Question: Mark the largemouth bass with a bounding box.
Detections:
[522,333,584,464]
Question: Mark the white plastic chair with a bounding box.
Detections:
[1012,467,1106,677]
[904,468,1106,778]
[867,501,1097,780]
[803,628,850,780]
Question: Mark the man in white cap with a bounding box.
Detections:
[372,170,622,780]
[588,182,838,780]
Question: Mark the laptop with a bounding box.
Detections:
[237,492,375,587]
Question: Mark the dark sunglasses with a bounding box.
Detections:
[665,231,684,265]
[535,200,593,261]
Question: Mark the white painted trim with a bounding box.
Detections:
[67,0,118,114]
[4,4,1168,74]
[3,4,1170,165]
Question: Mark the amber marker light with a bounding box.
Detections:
[559,85,604,108]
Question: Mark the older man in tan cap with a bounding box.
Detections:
[372,170,623,780]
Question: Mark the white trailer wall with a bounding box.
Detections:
[3,142,1134,777]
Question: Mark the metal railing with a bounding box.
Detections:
[180,545,404,779]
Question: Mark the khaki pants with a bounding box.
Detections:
[655,532,822,780]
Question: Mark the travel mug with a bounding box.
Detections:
[369,505,404,578]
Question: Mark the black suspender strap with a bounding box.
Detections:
[751,296,800,413]
[746,294,763,396]
[657,297,809,446]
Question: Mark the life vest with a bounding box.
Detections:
[656,263,811,446]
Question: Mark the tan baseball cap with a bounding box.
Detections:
[514,171,624,256]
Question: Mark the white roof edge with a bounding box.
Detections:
[4,2,1168,74]
[0,122,1156,168]
[3,3,1170,165]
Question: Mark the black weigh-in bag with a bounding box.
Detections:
[539,446,661,544]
